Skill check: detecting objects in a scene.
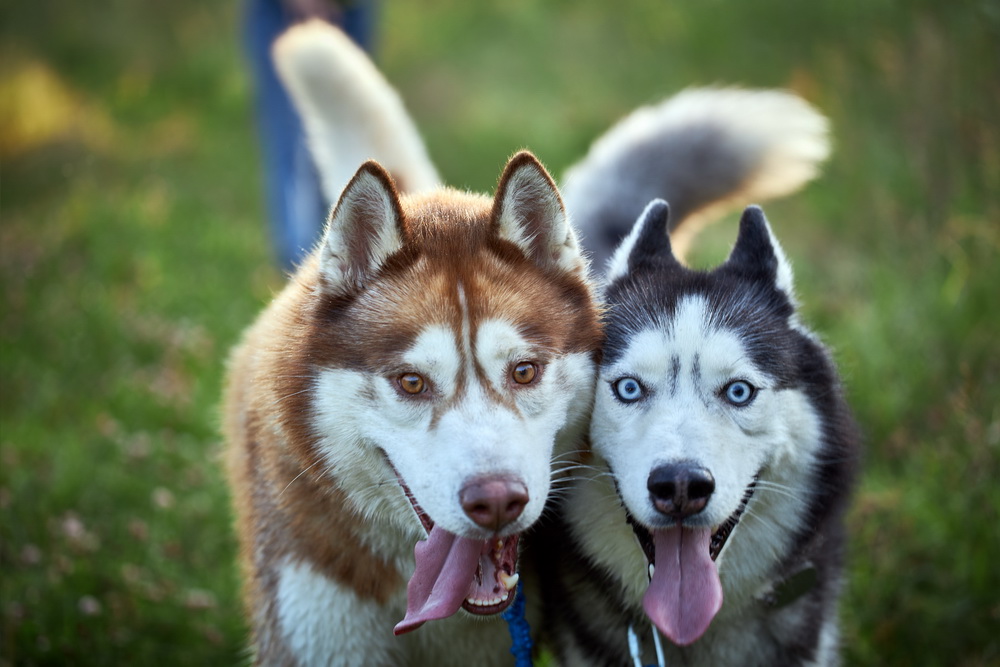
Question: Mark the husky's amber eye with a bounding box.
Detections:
[511,362,538,385]
[398,373,426,395]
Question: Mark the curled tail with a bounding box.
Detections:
[560,88,830,269]
[272,20,440,202]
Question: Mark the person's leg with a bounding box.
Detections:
[244,0,328,270]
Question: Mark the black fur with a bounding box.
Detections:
[535,206,859,666]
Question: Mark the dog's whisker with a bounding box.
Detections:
[270,387,314,407]
[278,459,324,499]
[752,484,799,499]
[751,481,805,502]
[551,462,603,475]
[549,450,592,464]
[550,470,616,488]
[552,475,602,486]
[739,506,782,533]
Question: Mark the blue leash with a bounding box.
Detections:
[501,579,533,666]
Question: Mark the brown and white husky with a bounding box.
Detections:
[224,149,600,663]
[223,23,601,665]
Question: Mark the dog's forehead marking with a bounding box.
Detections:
[401,288,532,418]
[456,281,476,391]
[608,295,763,392]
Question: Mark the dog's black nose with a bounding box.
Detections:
[647,462,715,519]
[460,476,529,532]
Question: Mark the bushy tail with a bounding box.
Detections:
[560,88,830,269]
[272,20,440,202]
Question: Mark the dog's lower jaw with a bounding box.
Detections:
[621,478,758,646]
[628,474,759,570]
[392,471,520,631]
[461,534,520,614]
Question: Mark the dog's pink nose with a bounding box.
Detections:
[460,476,529,532]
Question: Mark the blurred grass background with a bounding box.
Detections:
[1,0,997,664]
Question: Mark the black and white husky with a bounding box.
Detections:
[534,92,860,666]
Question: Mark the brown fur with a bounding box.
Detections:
[223,154,601,664]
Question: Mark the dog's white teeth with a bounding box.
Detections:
[648,563,655,580]
[500,572,519,591]
[466,596,506,607]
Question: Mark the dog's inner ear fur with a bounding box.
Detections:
[320,160,405,293]
[491,151,584,274]
[723,205,796,298]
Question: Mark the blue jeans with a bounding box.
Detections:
[243,0,377,270]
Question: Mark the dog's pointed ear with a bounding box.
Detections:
[492,151,584,274]
[606,199,682,281]
[319,160,405,293]
[723,206,795,297]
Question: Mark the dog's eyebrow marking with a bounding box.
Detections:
[456,281,467,339]
[669,354,681,397]
[456,281,473,381]
[691,352,712,407]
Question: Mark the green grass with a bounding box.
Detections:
[2,0,997,664]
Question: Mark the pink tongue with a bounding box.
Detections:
[393,525,483,635]
[642,526,723,646]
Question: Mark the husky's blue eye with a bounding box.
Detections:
[723,380,756,406]
[613,377,644,403]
